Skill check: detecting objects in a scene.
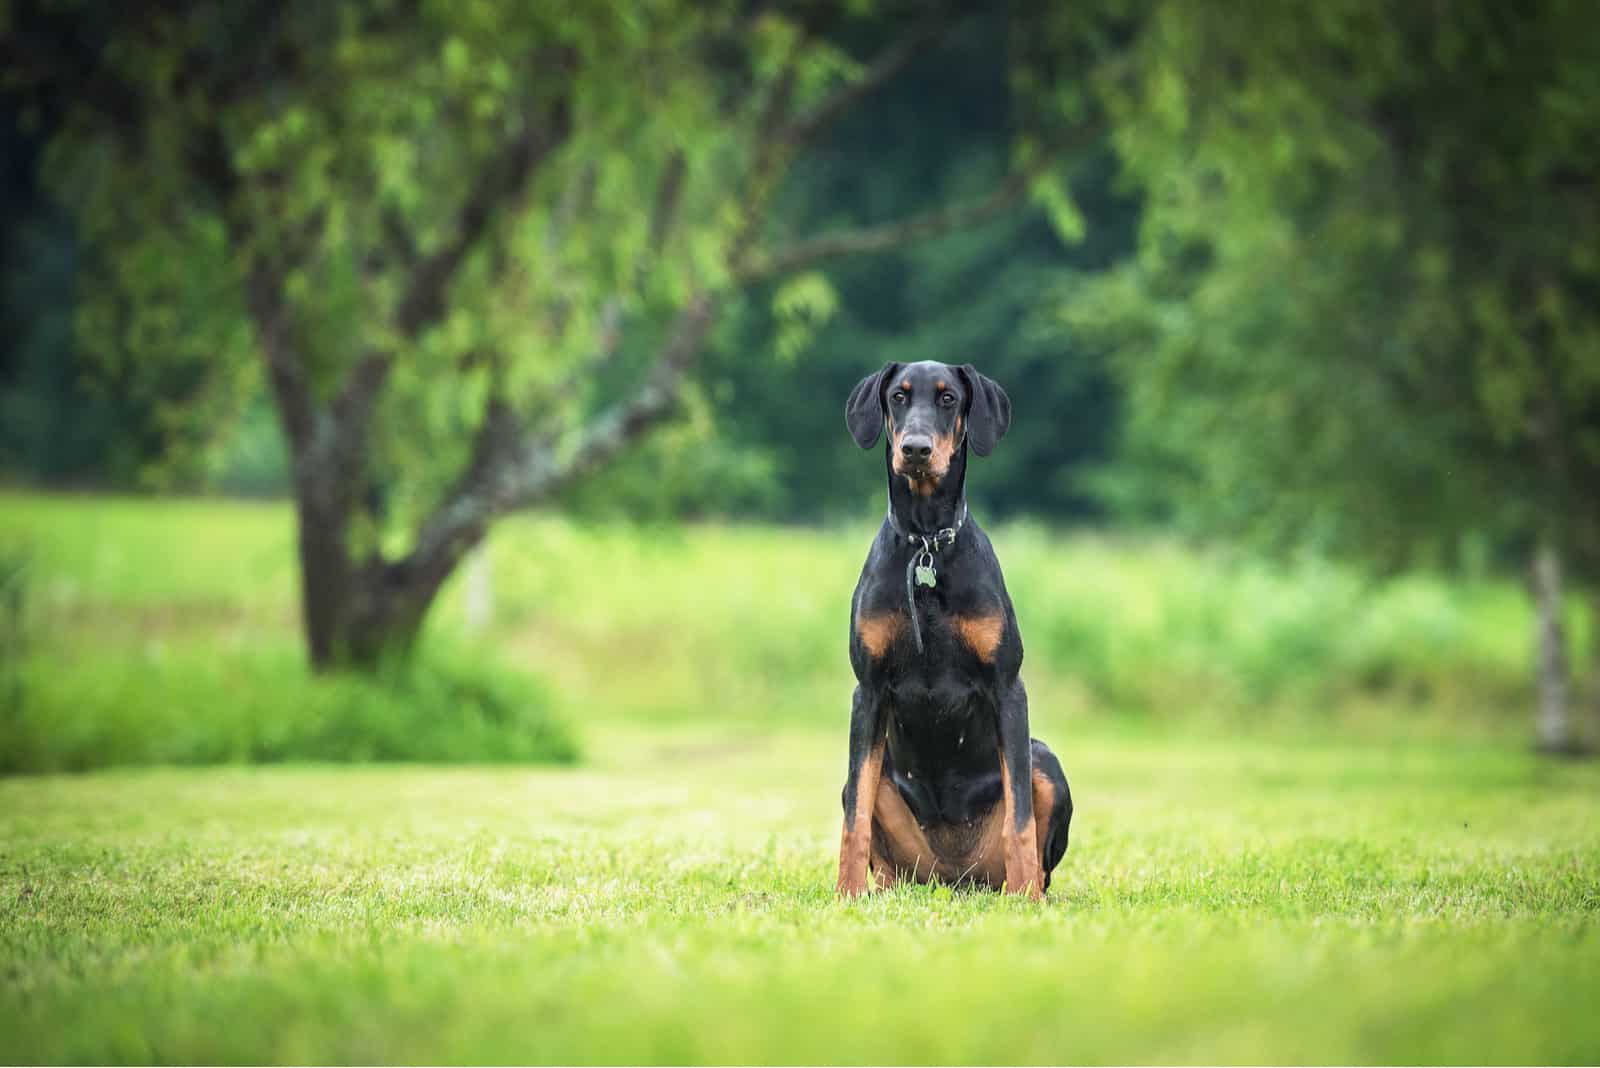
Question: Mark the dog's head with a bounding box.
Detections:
[845,361,1010,494]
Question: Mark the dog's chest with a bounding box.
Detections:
[857,577,1006,671]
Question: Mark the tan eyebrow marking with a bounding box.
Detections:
[936,379,946,391]
[900,379,911,391]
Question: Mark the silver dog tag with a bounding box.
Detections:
[915,564,937,588]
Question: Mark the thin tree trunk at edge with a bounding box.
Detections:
[1532,540,1576,754]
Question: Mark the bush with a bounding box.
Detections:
[0,643,577,774]
[1004,530,1529,726]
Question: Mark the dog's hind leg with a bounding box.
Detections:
[1029,737,1073,891]
[997,681,1044,898]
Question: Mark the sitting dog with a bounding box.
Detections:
[837,361,1072,899]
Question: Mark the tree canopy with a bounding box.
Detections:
[3,0,1104,665]
[1067,0,1600,575]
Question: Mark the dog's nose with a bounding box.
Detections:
[900,436,933,462]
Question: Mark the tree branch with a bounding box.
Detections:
[647,150,688,258]
[731,136,1092,285]
[724,33,806,272]
[325,93,573,480]
[535,149,691,427]
[401,397,524,578]
[244,262,317,458]
[507,292,718,507]
[403,289,716,575]
[403,293,717,576]
[775,14,954,152]
[328,351,393,450]
[195,112,318,463]
[394,96,573,339]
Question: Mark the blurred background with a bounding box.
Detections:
[1,0,1597,771]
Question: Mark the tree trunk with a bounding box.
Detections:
[1531,540,1577,754]
[300,553,471,672]
[294,468,488,673]
[295,472,358,672]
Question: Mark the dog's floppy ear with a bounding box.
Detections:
[845,362,898,449]
[958,365,1011,457]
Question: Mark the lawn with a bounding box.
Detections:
[4,727,1599,1063]
[2,491,1599,1063]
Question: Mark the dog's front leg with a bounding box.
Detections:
[837,686,885,897]
[996,679,1044,899]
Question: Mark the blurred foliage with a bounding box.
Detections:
[1063,0,1600,578]
[3,0,1598,581]
[0,5,1126,522]
[2,1,1128,667]
[4,0,774,537]
[0,118,200,484]
[213,400,294,497]
[6,492,1577,772]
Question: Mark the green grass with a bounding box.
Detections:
[4,727,1599,1063]
[3,490,1599,1062]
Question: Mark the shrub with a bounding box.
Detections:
[0,642,577,774]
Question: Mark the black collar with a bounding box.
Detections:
[885,497,967,549]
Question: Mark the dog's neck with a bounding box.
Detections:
[884,440,969,539]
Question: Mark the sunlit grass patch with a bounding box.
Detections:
[2,728,1597,1063]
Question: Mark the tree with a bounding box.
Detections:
[4,0,1085,670]
[1067,0,1600,751]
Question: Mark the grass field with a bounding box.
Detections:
[5,728,1599,1063]
[3,491,1599,1063]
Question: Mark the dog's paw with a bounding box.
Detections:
[836,872,872,898]
[1003,858,1045,901]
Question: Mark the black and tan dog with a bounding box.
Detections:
[837,361,1072,899]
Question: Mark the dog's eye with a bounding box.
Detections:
[939,391,957,407]
[891,391,907,404]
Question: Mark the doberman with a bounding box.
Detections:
[838,361,1072,899]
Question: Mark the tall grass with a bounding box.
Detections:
[0,643,576,773]
[465,514,1542,738]
[0,490,1578,772]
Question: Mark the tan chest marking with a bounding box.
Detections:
[856,612,905,659]
[953,613,1005,663]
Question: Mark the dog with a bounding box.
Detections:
[837,361,1072,899]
